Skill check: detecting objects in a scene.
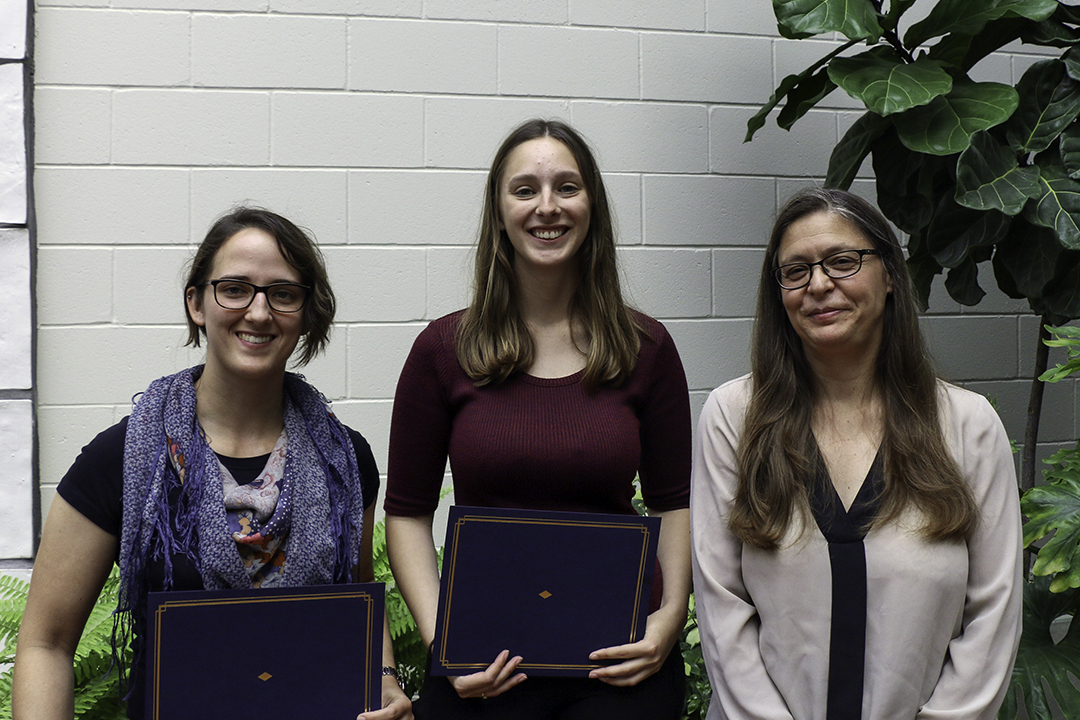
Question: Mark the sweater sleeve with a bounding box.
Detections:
[384,320,455,516]
[637,320,692,512]
[690,378,795,720]
[916,388,1023,720]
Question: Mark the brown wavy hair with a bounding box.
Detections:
[455,119,640,387]
[183,206,335,367]
[731,187,978,549]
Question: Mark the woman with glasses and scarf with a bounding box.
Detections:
[690,188,1022,720]
[13,207,412,720]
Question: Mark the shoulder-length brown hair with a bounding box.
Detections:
[455,119,639,387]
[731,187,978,549]
[183,206,335,367]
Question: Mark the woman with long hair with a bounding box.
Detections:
[385,118,692,719]
[690,187,1022,719]
[13,208,412,720]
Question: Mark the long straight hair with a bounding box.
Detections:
[731,188,978,549]
[455,119,640,387]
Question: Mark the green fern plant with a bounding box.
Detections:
[0,568,129,720]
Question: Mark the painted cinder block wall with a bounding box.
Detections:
[5,0,1077,563]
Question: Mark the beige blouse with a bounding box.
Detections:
[690,375,1022,720]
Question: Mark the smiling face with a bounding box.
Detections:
[498,136,592,277]
[778,211,892,364]
[186,227,305,384]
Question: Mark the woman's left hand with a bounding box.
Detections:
[356,674,414,720]
[586,604,683,687]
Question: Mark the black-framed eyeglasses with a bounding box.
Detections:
[774,249,881,290]
[208,279,310,313]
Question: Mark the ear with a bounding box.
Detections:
[186,286,206,328]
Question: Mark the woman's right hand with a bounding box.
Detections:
[448,650,527,699]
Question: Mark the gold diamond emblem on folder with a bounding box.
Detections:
[539,590,552,599]
[258,672,273,681]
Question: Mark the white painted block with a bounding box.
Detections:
[348,170,483,245]
[0,0,27,58]
[642,33,771,104]
[707,0,777,35]
[191,168,348,248]
[426,0,564,22]
[36,247,113,325]
[621,247,711,318]
[37,405,124,488]
[273,0,418,14]
[322,247,427,322]
[921,315,1019,380]
[33,87,111,165]
[711,106,836,177]
[424,98,570,169]
[605,173,642,245]
[965,378,1074,445]
[272,93,423,168]
[571,0,705,31]
[642,174,775,246]
[0,229,29,389]
[193,14,346,89]
[289,328,348,400]
[0,400,33,558]
[112,0,264,9]
[35,168,191,245]
[113,90,271,166]
[330,399,393,479]
[0,63,26,224]
[571,101,709,173]
[426,246,472,319]
[968,52,1012,85]
[498,25,638,99]
[37,326,199,405]
[350,19,496,94]
[665,318,753,392]
[713,247,766,319]
[346,323,424,398]
[35,8,190,86]
[113,247,192,325]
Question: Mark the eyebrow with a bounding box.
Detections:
[505,170,584,186]
[216,274,303,284]
[777,245,871,263]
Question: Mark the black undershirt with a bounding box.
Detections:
[809,451,883,720]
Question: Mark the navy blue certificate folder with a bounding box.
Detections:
[145,583,383,720]
[431,505,661,677]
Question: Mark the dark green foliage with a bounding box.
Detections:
[0,569,129,720]
[680,596,712,720]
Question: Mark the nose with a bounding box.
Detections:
[245,289,274,320]
[806,263,834,293]
[536,188,559,216]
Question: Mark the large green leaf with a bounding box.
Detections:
[1007,59,1080,154]
[1060,123,1080,178]
[905,0,1057,50]
[993,221,1063,299]
[999,578,1080,720]
[956,130,1042,214]
[826,111,892,189]
[1065,46,1080,83]
[873,130,946,233]
[896,82,1019,155]
[943,256,986,304]
[778,68,837,130]
[828,48,952,116]
[773,0,883,41]
[1024,447,1080,591]
[1022,17,1080,47]
[927,200,1011,268]
[1025,165,1080,248]
[928,16,1025,72]
[1041,248,1080,318]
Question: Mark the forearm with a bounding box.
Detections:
[385,514,442,648]
[12,645,75,720]
[650,507,692,644]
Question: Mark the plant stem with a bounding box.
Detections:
[1022,317,1052,496]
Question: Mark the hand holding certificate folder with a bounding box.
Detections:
[430,506,662,678]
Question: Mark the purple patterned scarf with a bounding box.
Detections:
[113,366,364,688]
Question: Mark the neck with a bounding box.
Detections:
[194,363,287,456]
[514,261,578,328]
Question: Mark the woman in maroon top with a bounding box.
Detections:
[385,119,693,719]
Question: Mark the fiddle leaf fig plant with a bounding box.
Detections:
[748,0,1080,500]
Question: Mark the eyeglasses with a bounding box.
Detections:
[208,279,310,313]
[773,249,881,290]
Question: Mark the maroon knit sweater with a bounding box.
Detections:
[384,311,691,518]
